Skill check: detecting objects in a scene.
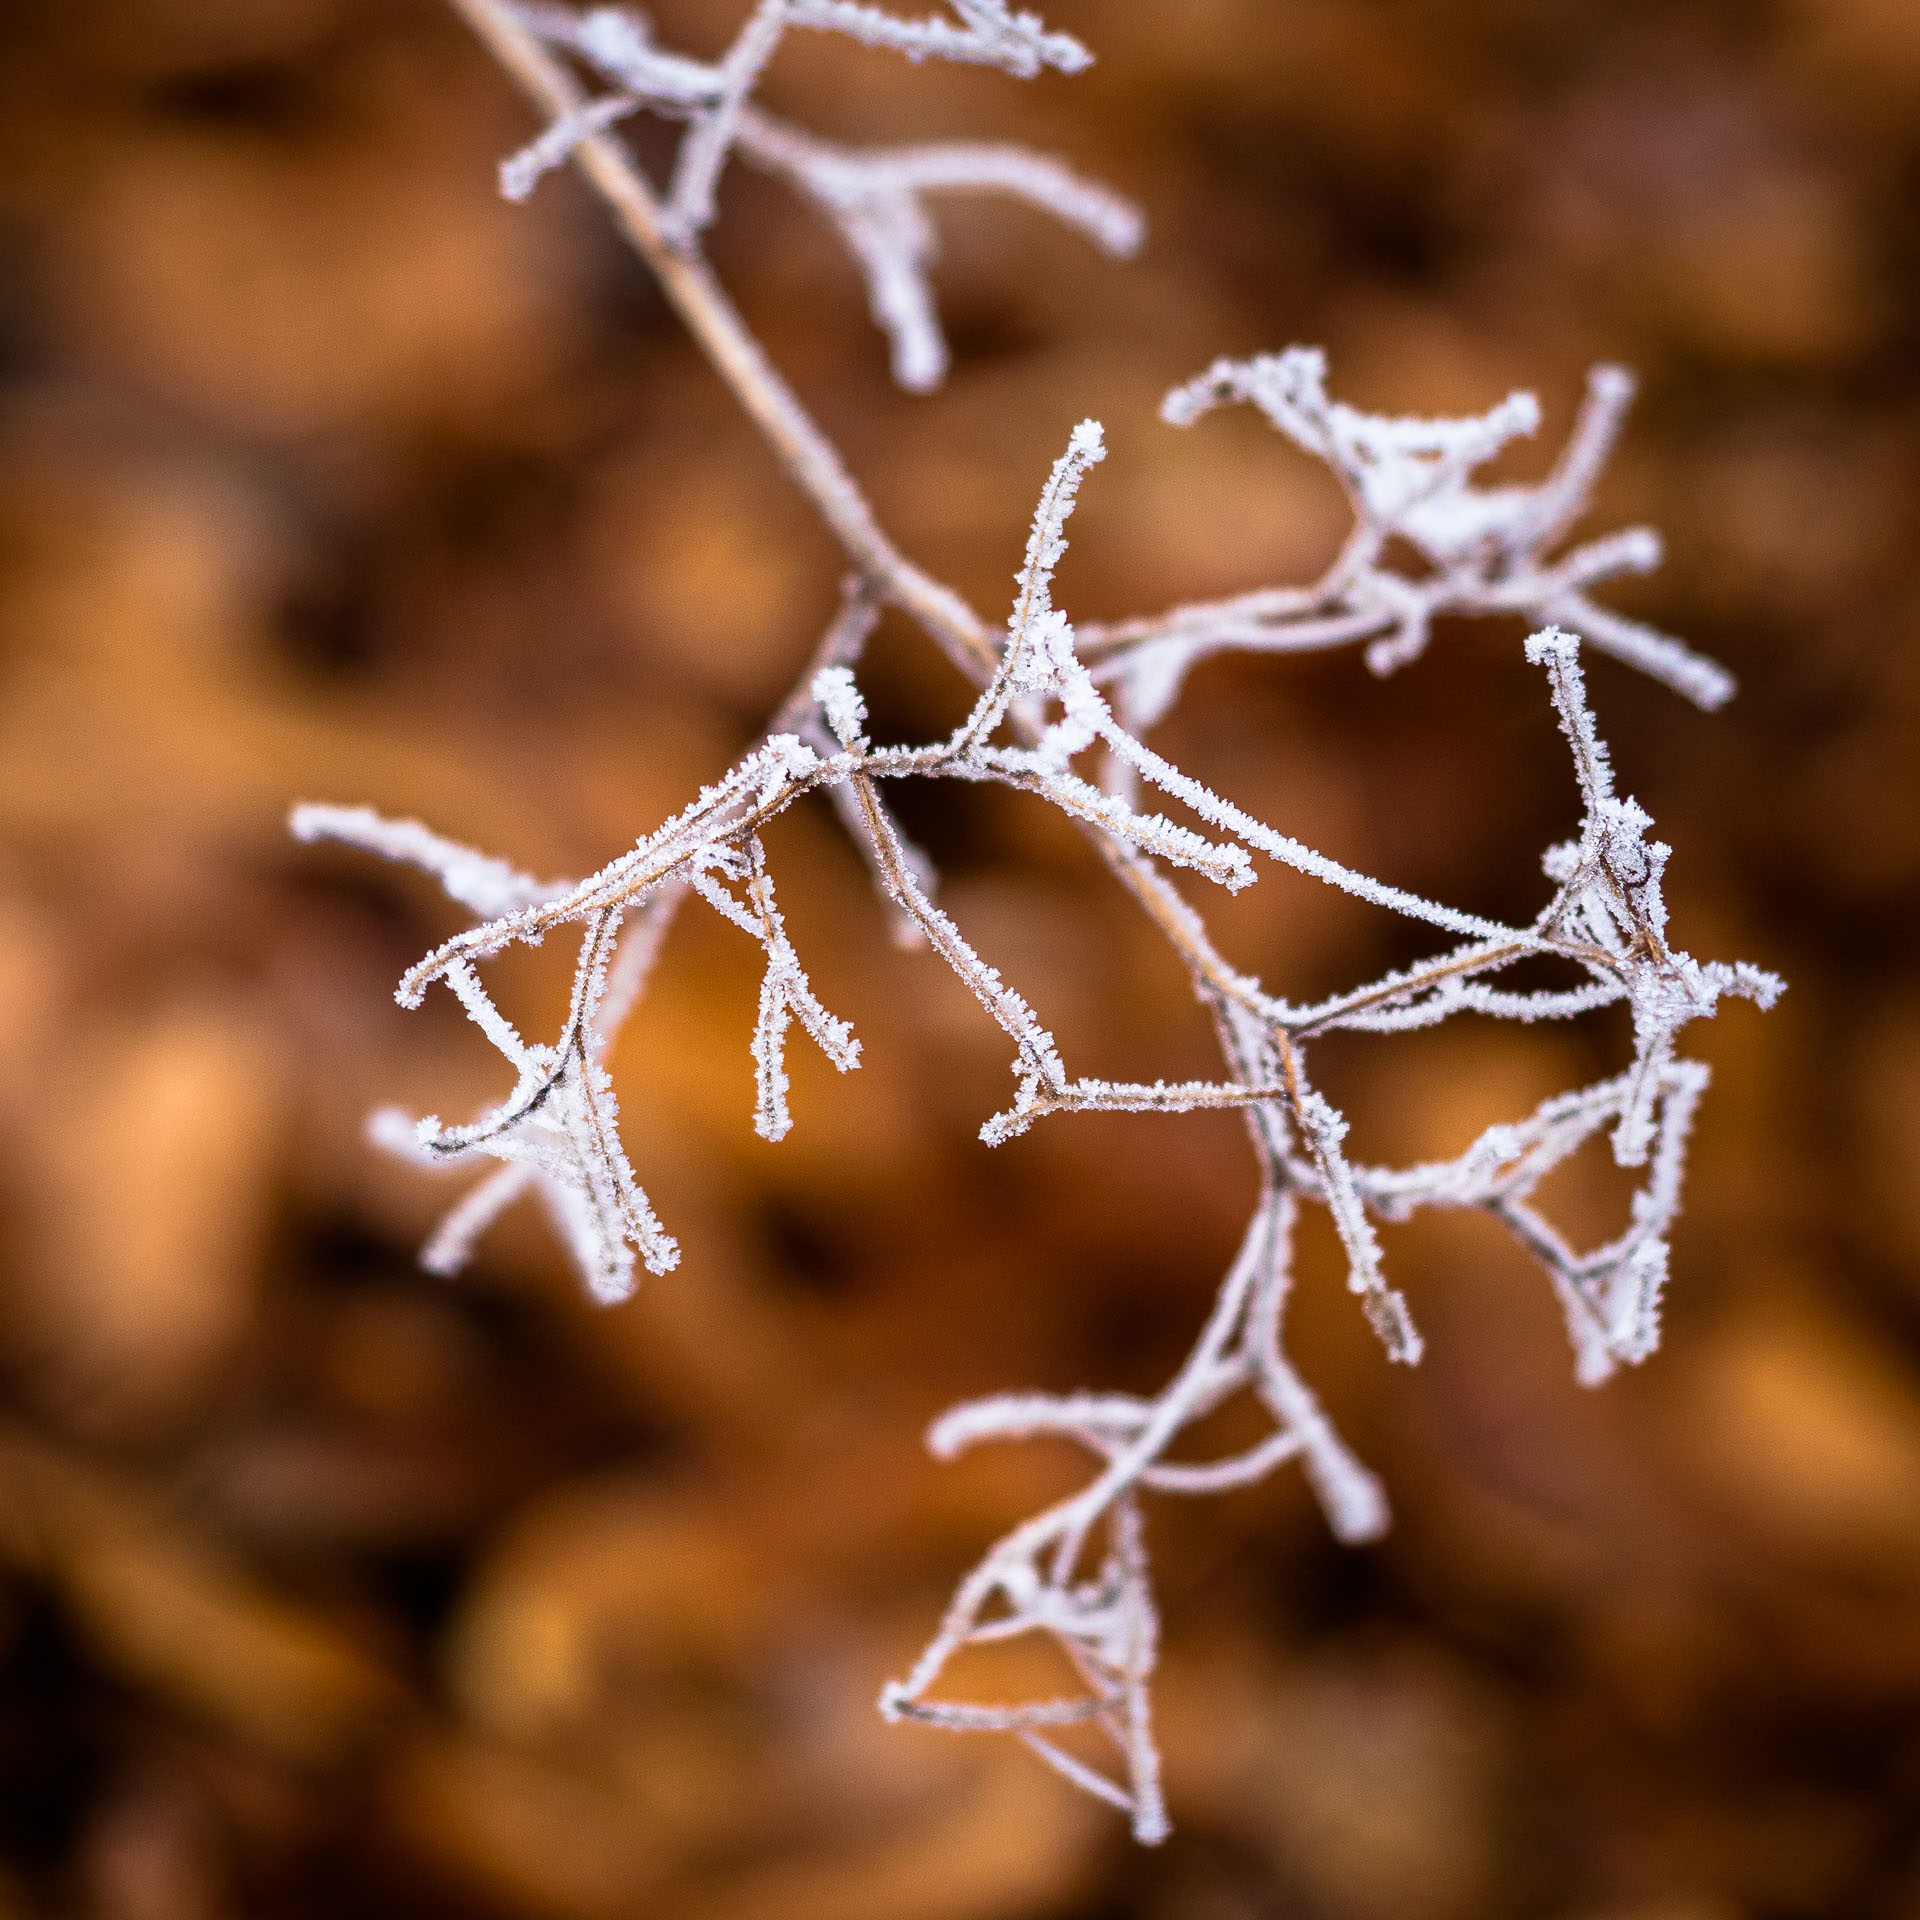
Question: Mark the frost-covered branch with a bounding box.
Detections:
[289,803,568,916]
[354,896,682,1301]
[1356,1058,1712,1387]
[1081,352,1736,726]
[305,0,1785,1845]
[736,115,1140,390]
[500,3,1137,385]
[786,0,1092,76]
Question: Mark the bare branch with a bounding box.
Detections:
[299,0,1785,1844]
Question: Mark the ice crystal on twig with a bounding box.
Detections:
[1523,628,1781,1158]
[737,120,1139,390]
[380,890,681,1301]
[1357,1059,1711,1386]
[882,1182,1387,1842]
[502,3,1137,383]
[689,836,861,1141]
[1083,350,1735,728]
[787,0,1092,77]
[498,91,641,201]
[289,804,566,916]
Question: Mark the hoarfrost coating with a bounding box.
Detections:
[296,0,1782,1845]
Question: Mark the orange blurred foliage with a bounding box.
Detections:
[0,1,1915,1915]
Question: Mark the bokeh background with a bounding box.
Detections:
[0,0,1917,1914]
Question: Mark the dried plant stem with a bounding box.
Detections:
[446,0,994,681]
[302,0,1784,1840]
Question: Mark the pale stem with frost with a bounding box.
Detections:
[295,0,1782,1842]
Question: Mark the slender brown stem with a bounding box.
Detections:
[446,0,994,681]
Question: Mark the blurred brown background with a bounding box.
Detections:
[0,0,1916,1915]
